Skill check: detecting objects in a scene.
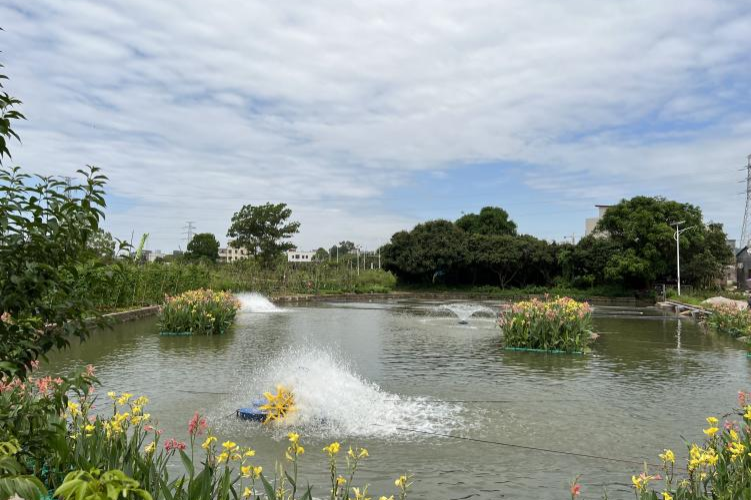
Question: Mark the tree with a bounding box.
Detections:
[0,60,117,378]
[186,233,220,262]
[313,247,329,261]
[227,203,300,263]
[382,220,467,282]
[558,235,622,287]
[597,196,730,288]
[87,229,118,262]
[467,234,522,287]
[456,206,517,236]
[329,241,356,257]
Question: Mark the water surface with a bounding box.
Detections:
[44,298,750,500]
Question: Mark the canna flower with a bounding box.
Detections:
[252,466,262,478]
[188,411,208,436]
[116,393,133,406]
[395,475,408,488]
[243,487,253,498]
[164,438,187,452]
[379,497,394,500]
[107,391,116,400]
[706,416,718,426]
[144,441,156,455]
[222,440,238,451]
[244,448,256,457]
[288,432,299,444]
[67,401,81,417]
[663,492,673,500]
[83,424,95,435]
[217,451,229,463]
[336,476,347,486]
[241,465,252,478]
[570,483,581,497]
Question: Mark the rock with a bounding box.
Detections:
[701,296,747,310]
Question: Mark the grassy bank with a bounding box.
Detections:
[82,261,398,311]
[665,288,745,307]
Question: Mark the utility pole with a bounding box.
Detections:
[356,247,360,276]
[183,221,196,243]
[671,221,694,296]
[378,247,381,269]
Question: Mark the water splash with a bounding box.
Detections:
[236,292,284,313]
[438,303,496,324]
[234,347,464,439]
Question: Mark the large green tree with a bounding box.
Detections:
[597,196,731,288]
[456,206,517,236]
[382,220,467,282]
[227,202,300,263]
[185,233,220,262]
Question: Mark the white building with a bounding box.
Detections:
[218,245,248,263]
[585,205,612,237]
[286,249,316,263]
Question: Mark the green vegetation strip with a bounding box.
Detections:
[159,331,193,337]
[503,347,584,355]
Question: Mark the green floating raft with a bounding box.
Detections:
[159,331,193,336]
[503,347,585,355]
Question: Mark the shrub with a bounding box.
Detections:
[159,289,241,335]
[706,304,751,338]
[498,296,593,353]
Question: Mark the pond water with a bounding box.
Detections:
[44,296,750,500]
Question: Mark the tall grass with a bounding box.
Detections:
[81,260,397,311]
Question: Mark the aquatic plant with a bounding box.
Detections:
[498,296,593,353]
[706,304,751,339]
[159,289,241,335]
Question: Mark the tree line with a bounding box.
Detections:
[381,201,733,290]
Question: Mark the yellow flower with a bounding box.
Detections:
[336,476,347,486]
[243,487,253,498]
[730,429,739,441]
[116,392,133,406]
[244,448,256,457]
[67,401,81,417]
[395,475,407,488]
[241,465,252,478]
[222,440,238,451]
[107,391,117,400]
[706,416,718,426]
[703,427,719,437]
[663,492,673,500]
[729,441,746,461]
[659,449,675,464]
[323,442,341,455]
[288,432,300,444]
[744,405,751,421]
[144,442,156,455]
[217,451,229,463]
[379,497,394,500]
[134,396,149,406]
[252,466,263,478]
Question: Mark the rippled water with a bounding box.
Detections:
[43,299,750,500]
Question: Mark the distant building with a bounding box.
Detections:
[585,205,612,237]
[219,245,248,263]
[287,249,316,263]
[147,250,166,262]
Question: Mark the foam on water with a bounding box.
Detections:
[237,292,284,313]
[235,347,464,439]
[437,303,496,323]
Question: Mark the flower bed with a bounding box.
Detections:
[498,297,593,353]
[706,304,751,339]
[159,289,241,336]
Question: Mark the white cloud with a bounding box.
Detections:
[1,0,749,248]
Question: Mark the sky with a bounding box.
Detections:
[1,1,750,252]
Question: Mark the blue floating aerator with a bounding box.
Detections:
[236,399,267,422]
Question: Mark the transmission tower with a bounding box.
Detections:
[183,221,196,243]
[741,155,751,248]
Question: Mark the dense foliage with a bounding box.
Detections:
[185,233,220,262]
[597,197,732,288]
[498,297,593,353]
[0,61,118,378]
[227,203,300,263]
[159,289,241,335]
[383,201,732,291]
